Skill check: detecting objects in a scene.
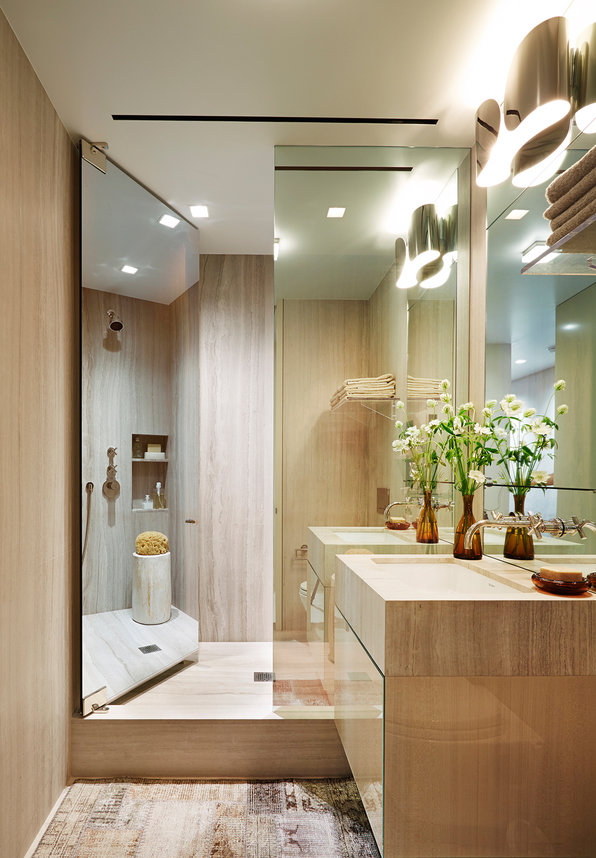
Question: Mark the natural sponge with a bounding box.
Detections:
[135,531,169,555]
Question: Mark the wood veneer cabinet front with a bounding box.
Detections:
[334,557,596,857]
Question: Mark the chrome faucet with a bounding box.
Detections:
[383,497,454,518]
[464,510,596,550]
[383,500,409,517]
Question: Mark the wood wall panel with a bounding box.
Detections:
[170,282,200,619]
[71,717,350,779]
[367,266,408,523]
[197,255,274,641]
[280,300,369,633]
[81,288,171,614]
[0,10,77,856]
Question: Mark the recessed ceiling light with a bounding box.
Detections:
[121,264,138,275]
[190,205,209,218]
[327,207,346,218]
[515,359,527,365]
[562,323,579,330]
[159,214,180,229]
[505,209,529,220]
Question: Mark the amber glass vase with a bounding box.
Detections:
[416,490,439,543]
[503,493,534,560]
[453,494,482,560]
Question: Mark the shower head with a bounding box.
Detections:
[106,309,123,333]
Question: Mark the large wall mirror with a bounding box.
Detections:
[484,140,596,569]
[80,146,200,712]
[273,145,469,712]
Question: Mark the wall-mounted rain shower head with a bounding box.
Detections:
[106,309,123,333]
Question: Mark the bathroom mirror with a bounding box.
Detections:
[483,141,596,568]
[273,144,469,653]
[80,148,200,711]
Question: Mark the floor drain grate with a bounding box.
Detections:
[254,672,275,682]
[139,644,162,654]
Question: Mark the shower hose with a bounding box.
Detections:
[81,481,94,564]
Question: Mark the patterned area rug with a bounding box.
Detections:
[33,778,381,857]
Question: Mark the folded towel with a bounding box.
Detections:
[552,219,596,254]
[546,198,596,246]
[547,182,596,231]
[544,167,596,221]
[545,145,596,204]
[343,374,394,385]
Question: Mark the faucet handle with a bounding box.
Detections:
[572,516,587,539]
[489,509,504,522]
[527,512,544,540]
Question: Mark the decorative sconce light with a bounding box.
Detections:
[476,17,596,189]
[396,205,457,290]
[574,23,596,133]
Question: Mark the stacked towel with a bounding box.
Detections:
[330,374,396,409]
[406,375,444,398]
[544,145,596,250]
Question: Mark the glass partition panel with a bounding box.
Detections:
[80,150,200,711]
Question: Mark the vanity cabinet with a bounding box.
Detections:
[334,553,596,858]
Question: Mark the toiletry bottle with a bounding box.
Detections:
[133,437,143,458]
[142,494,152,511]
[153,481,166,510]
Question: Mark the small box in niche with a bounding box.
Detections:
[147,443,162,453]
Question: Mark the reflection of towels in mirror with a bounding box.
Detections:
[330,374,396,409]
[545,145,596,204]
[544,145,596,249]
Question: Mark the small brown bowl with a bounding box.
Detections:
[531,573,589,596]
[385,520,410,530]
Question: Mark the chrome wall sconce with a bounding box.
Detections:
[395,204,457,290]
[476,16,596,189]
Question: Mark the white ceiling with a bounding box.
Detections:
[2,0,589,254]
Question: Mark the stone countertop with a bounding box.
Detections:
[334,553,596,679]
[308,525,584,587]
[308,526,453,586]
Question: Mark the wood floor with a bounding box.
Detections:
[85,641,333,720]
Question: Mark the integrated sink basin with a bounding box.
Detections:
[370,557,517,594]
[332,529,410,545]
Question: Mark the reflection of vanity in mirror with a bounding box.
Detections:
[483,142,596,569]
[273,144,469,704]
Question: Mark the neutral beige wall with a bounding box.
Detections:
[169,281,200,620]
[279,299,370,633]
[197,255,274,641]
[81,288,171,614]
[367,265,408,522]
[0,9,77,855]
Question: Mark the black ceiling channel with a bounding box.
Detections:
[275,166,413,172]
[111,114,439,126]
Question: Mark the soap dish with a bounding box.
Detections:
[385,521,410,530]
[531,573,589,596]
